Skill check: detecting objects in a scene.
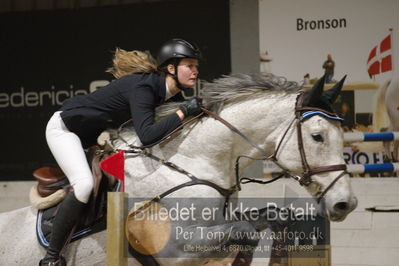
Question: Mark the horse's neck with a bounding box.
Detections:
[172,92,297,181]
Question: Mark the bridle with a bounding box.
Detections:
[269,91,347,202]
[114,91,347,205]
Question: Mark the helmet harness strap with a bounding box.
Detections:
[171,60,188,92]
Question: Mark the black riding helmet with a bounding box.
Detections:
[157,38,201,90]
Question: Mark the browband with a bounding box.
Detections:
[301,110,344,122]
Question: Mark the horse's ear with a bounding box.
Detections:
[303,75,325,106]
[322,75,347,104]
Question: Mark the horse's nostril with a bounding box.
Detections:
[334,202,349,212]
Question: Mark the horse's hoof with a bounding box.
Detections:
[39,256,66,266]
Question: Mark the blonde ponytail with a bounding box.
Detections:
[106,48,157,79]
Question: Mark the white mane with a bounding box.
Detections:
[111,73,301,146]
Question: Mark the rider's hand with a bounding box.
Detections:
[179,97,203,117]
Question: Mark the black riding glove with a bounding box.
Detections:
[179,97,203,117]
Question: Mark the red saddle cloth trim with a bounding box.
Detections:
[99,150,125,191]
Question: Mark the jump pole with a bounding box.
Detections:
[264,163,399,174]
[106,192,128,266]
[344,132,399,142]
[347,163,399,174]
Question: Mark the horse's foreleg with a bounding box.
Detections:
[231,250,254,266]
[201,221,259,266]
[230,206,293,266]
[161,221,259,265]
[230,207,283,266]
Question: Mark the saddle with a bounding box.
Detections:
[34,167,68,197]
[32,145,123,248]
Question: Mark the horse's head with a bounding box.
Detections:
[275,76,357,221]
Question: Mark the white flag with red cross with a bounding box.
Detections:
[367,30,393,77]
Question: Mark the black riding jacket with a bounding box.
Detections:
[60,72,183,148]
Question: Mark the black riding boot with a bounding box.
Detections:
[39,192,86,266]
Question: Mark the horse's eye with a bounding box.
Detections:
[311,134,324,142]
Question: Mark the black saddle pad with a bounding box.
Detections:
[36,179,122,248]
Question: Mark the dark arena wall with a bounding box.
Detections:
[0,0,231,180]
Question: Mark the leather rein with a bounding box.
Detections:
[115,91,347,204]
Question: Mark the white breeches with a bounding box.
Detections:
[45,111,94,204]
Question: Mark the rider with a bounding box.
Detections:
[40,39,203,265]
